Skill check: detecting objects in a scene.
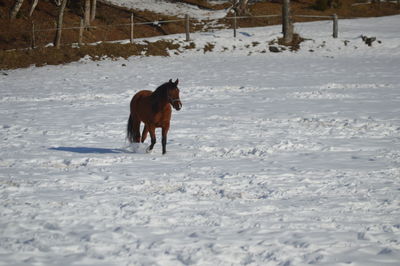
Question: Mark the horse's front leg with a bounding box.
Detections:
[146,125,156,153]
[162,123,170,155]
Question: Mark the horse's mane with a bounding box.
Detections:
[152,82,171,99]
[151,82,172,112]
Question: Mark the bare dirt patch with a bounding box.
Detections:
[0,40,183,69]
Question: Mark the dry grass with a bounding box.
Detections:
[172,0,230,10]
[203,42,215,53]
[0,0,185,50]
[277,33,309,51]
[0,40,182,70]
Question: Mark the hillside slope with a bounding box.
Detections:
[0,0,399,69]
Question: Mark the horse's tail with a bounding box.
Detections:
[127,114,135,143]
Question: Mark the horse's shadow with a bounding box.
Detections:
[49,146,126,154]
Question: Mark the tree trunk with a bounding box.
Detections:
[10,0,25,19]
[238,0,249,16]
[90,0,97,21]
[84,0,91,27]
[282,0,293,44]
[29,0,39,17]
[54,0,68,48]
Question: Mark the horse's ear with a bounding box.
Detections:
[169,79,173,83]
[174,79,179,85]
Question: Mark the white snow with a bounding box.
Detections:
[1,15,400,265]
[105,0,229,19]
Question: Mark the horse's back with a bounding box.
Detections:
[132,90,152,102]
[131,90,151,108]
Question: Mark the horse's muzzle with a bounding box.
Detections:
[173,101,182,111]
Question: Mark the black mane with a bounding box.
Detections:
[152,82,171,98]
[151,81,174,112]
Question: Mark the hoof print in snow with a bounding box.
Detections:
[378,248,393,255]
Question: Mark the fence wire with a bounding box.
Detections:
[1,14,339,50]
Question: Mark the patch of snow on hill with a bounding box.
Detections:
[106,0,229,19]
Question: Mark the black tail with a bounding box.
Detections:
[127,114,135,143]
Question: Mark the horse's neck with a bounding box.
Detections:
[151,93,169,113]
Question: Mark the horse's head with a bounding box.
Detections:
[167,79,182,111]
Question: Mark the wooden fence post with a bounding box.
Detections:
[31,21,36,49]
[282,0,293,44]
[233,12,237,38]
[332,14,338,38]
[185,14,190,41]
[79,18,84,46]
[130,13,134,44]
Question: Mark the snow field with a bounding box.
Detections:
[105,0,229,19]
[1,16,400,265]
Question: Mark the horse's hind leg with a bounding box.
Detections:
[132,118,141,143]
[127,114,141,143]
[141,125,148,143]
[146,125,156,153]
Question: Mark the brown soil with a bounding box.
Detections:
[229,0,400,28]
[276,33,309,51]
[0,0,399,70]
[1,1,190,49]
[0,40,185,69]
[168,0,230,10]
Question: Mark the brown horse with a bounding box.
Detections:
[127,79,182,154]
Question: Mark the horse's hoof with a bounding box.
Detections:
[146,147,152,153]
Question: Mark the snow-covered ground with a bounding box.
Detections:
[1,16,400,265]
[105,0,229,19]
